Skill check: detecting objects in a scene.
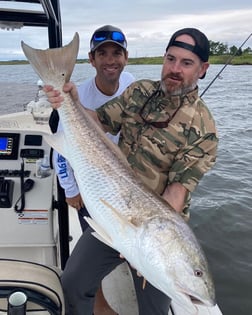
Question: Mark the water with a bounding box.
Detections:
[0,63,252,315]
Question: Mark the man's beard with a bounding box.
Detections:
[160,74,197,97]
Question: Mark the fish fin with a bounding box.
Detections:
[84,216,113,248]
[21,33,79,86]
[43,131,69,158]
[91,232,113,248]
[100,198,138,229]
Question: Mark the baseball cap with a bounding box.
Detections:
[90,25,127,52]
[166,28,209,79]
[166,28,209,62]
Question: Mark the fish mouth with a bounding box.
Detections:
[189,295,202,304]
[177,285,216,307]
[189,295,210,306]
[187,293,216,307]
[170,287,216,314]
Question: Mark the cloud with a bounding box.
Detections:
[0,0,251,60]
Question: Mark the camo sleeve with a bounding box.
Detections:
[168,99,218,192]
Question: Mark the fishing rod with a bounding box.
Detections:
[200,32,252,97]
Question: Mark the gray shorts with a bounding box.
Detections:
[61,227,171,315]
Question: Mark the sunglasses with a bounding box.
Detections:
[92,31,126,45]
[139,89,182,129]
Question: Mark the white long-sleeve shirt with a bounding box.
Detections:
[53,71,135,197]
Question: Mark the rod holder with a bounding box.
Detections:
[8,291,27,315]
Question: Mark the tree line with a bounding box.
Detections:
[209,40,252,56]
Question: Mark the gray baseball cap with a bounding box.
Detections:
[90,25,127,52]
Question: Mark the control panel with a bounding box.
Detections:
[0,131,53,212]
[0,124,58,266]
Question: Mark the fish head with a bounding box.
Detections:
[135,215,216,312]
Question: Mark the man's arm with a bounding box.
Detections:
[53,150,84,210]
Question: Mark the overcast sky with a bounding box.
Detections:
[0,0,251,60]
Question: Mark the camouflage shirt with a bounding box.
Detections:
[96,80,218,215]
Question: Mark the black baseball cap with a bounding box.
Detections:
[166,28,209,79]
[90,25,127,52]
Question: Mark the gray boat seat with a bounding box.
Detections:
[0,259,64,314]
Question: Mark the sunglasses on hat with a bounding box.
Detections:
[92,31,125,44]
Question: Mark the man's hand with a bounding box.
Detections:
[66,193,84,210]
[162,182,188,214]
[44,82,102,128]
[43,82,79,109]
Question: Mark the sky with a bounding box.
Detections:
[0,0,252,60]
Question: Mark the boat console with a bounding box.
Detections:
[0,120,58,266]
[0,110,67,314]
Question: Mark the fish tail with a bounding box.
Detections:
[21,33,79,86]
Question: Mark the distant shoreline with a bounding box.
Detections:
[0,55,251,65]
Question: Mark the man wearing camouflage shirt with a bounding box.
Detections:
[45,27,218,315]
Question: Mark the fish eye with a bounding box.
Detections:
[194,269,203,277]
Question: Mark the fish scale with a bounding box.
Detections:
[21,32,216,314]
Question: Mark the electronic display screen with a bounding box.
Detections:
[0,137,12,155]
[0,133,19,160]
